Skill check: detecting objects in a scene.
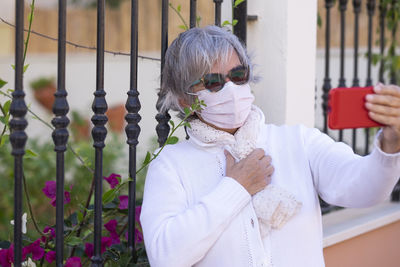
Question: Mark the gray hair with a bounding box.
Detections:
[159,25,254,118]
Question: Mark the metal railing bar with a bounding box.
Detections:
[91,0,108,265]
[52,0,69,265]
[351,0,362,152]
[190,0,197,28]
[126,0,141,257]
[10,0,27,265]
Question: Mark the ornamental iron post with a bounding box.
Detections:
[364,0,376,155]
[126,0,141,257]
[233,0,247,45]
[10,0,27,265]
[351,0,362,152]
[190,0,197,28]
[91,0,108,265]
[156,0,171,147]
[52,0,69,265]
[213,0,223,27]
[338,0,348,142]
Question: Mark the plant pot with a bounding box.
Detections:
[33,84,56,112]
[106,104,126,133]
[70,118,91,141]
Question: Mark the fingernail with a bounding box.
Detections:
[366,94,373,101]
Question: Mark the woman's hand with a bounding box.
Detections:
[365,83,400,153]
[225,148,274,196]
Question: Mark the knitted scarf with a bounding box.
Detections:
[187,105,302,238]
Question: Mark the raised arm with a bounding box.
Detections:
[305,127,400,208]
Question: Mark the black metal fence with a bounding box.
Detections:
[319,0,400,214]
[9,0,247,266]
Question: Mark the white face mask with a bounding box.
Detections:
[196,81,255,129]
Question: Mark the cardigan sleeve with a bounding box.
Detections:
[304,127,400,208]
[140,150,251,267]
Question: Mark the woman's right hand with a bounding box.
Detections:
[225,148,274,196]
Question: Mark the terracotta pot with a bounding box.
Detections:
[33,84,56,112]
[106,104,126,133]
[70,118,91,141]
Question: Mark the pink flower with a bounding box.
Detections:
[42,181,56,199]
[0,245,13,267]
[110,232,120,245]
[41,226,56,242]
[45,251,56,263]
[65,257,82,267]
[50,191,71,207]
[104,173,120,189]
[118,195,128,210]
[104,220,118,234]
[84,243,93,258]
[125,228,144,245]
[101,237,112,253]
[24,239,44,261]
[135,206,141,223]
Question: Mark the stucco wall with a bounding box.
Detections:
[324,220,400,267]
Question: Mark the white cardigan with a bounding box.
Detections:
[140,122,400,267]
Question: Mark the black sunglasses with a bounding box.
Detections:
[189,65,250,93]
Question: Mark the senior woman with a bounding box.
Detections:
[140,25,400,267]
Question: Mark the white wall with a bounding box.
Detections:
[247,0,317,127]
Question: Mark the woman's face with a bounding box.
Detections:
[191,51,246,134]
[191,50,242,94]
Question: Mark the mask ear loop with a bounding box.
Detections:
[184,126,190,140]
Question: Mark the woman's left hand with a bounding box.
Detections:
[365,83,400,153]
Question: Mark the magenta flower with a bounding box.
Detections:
[110,232,120,245]
[24,239,44,261]
[104,173,120,189]
[45,251,56,263]
[41,226,56,242]
[135,206,141,223]
[42,181,56,199]
[0,245,13,267]
[125,228,144,245]
[43,181,71,207]
[118,195,128,210]
[104,219,117,234]
[49,191,71,207]
[84,243,94,258]
[101,237,112,253]
[65,257,82,267]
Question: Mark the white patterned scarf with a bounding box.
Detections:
[187,105,302,238]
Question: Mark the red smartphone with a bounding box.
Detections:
[328,86,384,130]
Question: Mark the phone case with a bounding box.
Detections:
[328,86,383,130]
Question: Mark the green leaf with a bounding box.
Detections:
[3,100,11,114]
[0,116,6,125]
[143,151,151,165]
[184,107,191,116]
[232,19,238,26]
[234,0,245,8]
[166,136,179,145]
[177,4,181,12]
[183,121,192,129]
[102,188,117,204]
[317,13,322,28]
[23,64,30,73]
[11,64,15,70]
[25,149,38,159]
[222,20,231,27]
[169,120,175,128]
[65,236,83,246]
[179,25,188,30]
[0,135,9,147]
[0,79,7,89]
[77,211,83,223]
